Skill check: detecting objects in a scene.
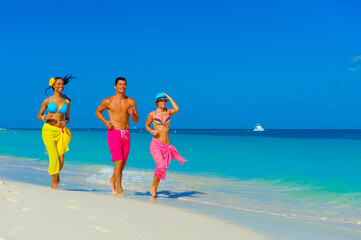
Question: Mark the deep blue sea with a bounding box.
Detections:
[1,129,360,231]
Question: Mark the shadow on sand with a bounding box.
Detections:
[63,188,108,192]
[134,190,206,199]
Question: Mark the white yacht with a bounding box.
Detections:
[253,124,264,132]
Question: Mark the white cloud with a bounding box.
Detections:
[352,55,361,63]
[348,67,360,72]
[348,55,361,72]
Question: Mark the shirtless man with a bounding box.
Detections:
[95,77,139,196]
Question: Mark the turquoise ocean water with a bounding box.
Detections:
[0,128,361,232]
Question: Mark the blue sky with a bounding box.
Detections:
[1,0,361,129]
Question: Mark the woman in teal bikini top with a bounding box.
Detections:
[38,74,74,127]
[37,74,74,190]
[47,96,68,114]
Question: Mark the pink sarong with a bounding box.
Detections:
[150,138,187,181]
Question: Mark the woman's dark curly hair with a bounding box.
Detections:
[45,74,76,101]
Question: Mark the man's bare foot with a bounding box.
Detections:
[114,189,125,197]
[51,185,59,190]
[115,192,125,197]
[113,186,125,197]
[109,178,116,193]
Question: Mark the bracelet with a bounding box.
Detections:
[151,130,154,135]
[42,115,46,121]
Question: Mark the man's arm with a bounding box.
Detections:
[95,98,114,129]
[128,99,139,123]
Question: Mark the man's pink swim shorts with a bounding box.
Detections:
[107,129,130,162]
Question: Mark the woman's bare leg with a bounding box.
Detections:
[57,154,65,184]
[59,154,65,171]
[51,174,58,190]
[150,177,160,197]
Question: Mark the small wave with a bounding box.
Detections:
[98,166,113,175]
[86,166,113,185]
[86,167,155,186]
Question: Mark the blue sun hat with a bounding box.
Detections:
[155,92,168,103]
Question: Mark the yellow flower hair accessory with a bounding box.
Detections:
[49,77,56,87]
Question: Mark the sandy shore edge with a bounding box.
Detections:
[0,179,270,240]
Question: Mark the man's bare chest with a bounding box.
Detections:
[108,101,130,113]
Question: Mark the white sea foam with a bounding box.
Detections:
[85,167,155,188]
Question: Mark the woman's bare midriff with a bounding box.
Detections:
[153,125,170,145]
[46,113,65,128]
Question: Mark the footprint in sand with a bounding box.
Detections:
[2,196,17,202]
[19,206,31,211]
[6,225,26,234]
[64,205,79,210]
[91,225,109,233]
[8,190,18,194]
[85,215,96,221]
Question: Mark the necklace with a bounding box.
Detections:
[156,109,167,115]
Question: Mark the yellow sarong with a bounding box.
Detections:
[42,123,71,175]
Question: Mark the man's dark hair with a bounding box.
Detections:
[115,77,127,86]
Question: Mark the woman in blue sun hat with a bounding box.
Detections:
[145,92,188,197]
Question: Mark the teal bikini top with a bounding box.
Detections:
[48,97,68,114]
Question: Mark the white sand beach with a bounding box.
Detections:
[0,179,269,240]
[1,156,361,240]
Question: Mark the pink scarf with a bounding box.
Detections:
[150,139,187,181]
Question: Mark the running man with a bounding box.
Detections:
[95,77,139,196]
